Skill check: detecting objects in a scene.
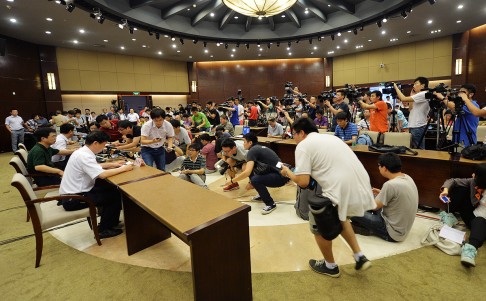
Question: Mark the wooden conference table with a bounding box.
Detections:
[259,138,481,209]
[106,165,252,301]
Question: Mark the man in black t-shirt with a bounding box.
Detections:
[114,120,141,150]
[224,132,288,215]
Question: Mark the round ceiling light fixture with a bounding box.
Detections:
[222,0,297,17]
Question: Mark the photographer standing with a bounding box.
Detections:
[434,84,479,147]
[324,90,350,131]
[358,91,388,134]
[393,77,430,149]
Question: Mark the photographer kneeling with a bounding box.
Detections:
[224,132,289,215]
[220,138,248,192]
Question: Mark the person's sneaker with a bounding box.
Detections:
[223,182,239,192]
[261,204,277,215]
[355,255,371,270]
[351,222,372,236]
[98,228,123,239]
[252,195,262,201]
[461,243,477,267]
[309,259,340,278]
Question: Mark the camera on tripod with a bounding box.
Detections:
[425,83,449,110]
[343,84,367,103]
[448,88,465,112]
[381,82,401,97]
[317,90,335,102]
[218,97,234,111]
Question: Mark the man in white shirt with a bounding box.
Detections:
[169,119,191,152]
[281,117,375,278]
[52,123,78,170]
[140,108,175,171]
[394,77,430,149]
[60,130,134,239]
[5,109,26,152]
[127,108,140,126]
[235,98,245,125]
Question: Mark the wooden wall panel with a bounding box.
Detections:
[195,58,324,103]
[467,25,486,103]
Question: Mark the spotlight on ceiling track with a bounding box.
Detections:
[330,34,335,41]
[276,42,280,47]
[377,20,382,28]
[257,42,261,47]
[295,39,300,44]
[155,33,160,40]
[118,19,128,30]
[148,30,153,36]
[428,0,435,4]
[267,43,271,49]
[353,28,358,35]
[180,38,184,45]
[203,41,207,47]
[129,27,134,34]
[401,11,408,19]
[317,36,321,42]
[309,39,312,44]
[288,41,291,47]
[225,43,228,49]
[98,16,105,24]
[360,25,364,31]
[66,3,75,12]
[171,36,175,41]
[245,43,250,49]
[236,42,240,48]
[60,0,67,5]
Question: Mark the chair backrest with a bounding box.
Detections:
[11,173,42,221]
[477,126,486,143]
[15,149,28,166]
[323,131,335,135]
[18,143,28,152]
[234,125,243,136]
[318,129,328,134]
[383,132,412,147]
[360,130,379,144]
[9,156,35,186]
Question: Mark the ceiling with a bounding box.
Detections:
[1,0,485,62]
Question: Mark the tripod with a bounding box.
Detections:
[417,105,448,150]
[451,109,475,152]
[388,97,399,132]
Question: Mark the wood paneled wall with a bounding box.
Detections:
[467,25,486,103]
[0,36,61,152]
[193,58,325,103]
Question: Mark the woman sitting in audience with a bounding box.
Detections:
[440,163,486,267]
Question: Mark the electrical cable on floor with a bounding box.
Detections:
[0,205,24,213]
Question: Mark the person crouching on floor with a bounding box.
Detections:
[178,143,208,189]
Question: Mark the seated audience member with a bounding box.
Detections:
[387,103,409,132]
[25,114,40,150]
[214,126,232,158]
[313,110,328,129]
[351,153,418,242]
[114,120,141,150]
[267,117,284,138]
[182,114,192,130]
[170,119,191,152]
[95,115,121,142]
[117,108,127,121]
[216,115,234,136]
[89,122,99,132]
[357,109,371,131]
[334,112,358,145]
[60,131,134,239]
[220,138,248,191]
[199,133,218,173]
[140,108,175,171]
[191,107,211,132]
[207,107,221,128]
[27,128,75,187]
[225,132,288,215]
[52,123,78,170]
[89,111,97,123]
[440,164,486,267]
[74,110,87,133]
[178,143,208,189]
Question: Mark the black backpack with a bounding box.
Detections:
[461,144,486,160]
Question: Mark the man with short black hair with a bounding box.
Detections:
[52,123,78,170]
[179,143,207,189]
[114,120,142,150]
[324,90,350,131]
[358,90,388,133]
[225,132,288,214]
[96,114,121,142]
[5,109,26,152]
[190,107,211,132]
[27,128,75,187]
[141,108,174,171]
[351,153,418,242]
[60,130,134,239]
[281,117,375,277]
[267,118,284,138]
[217,115,234,136]
[221,138,248,191]
[170,119,191,152]
[334,112,358,145]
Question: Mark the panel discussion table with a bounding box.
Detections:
[106,166,252,300]
[258,137,481,209]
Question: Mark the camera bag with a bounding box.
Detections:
[461,144,486,160]
[368,144,418,156]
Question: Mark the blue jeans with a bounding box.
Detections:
[11,129,24,152]
[350,210,396,242]
[141,146,166,171]
[250,172,289,206]
[409,125,427,149]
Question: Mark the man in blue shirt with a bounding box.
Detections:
[334,112,358,145]
[436,84,479,147]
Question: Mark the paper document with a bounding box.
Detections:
[439,225,466,244]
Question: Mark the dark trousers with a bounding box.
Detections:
[450,186,486,249]
[86,181,122,232]
[250,172,288,206]
[248,120,258,127]
[33,175,61,187]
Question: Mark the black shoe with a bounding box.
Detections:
[355,255,371,271]
[98,228,123,239]
[351,222,372,236]
[309,259,340,278]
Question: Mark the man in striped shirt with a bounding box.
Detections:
[178,143,207,189]
[334,112,358,145]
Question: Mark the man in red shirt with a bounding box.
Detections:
[248,101,259,127]
[95,115,121,142]
[358,90,388,134]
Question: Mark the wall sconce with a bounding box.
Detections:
[47,72,57,90]
[191,80,197,93]
[325,75,330,87]
[455,58,463,75]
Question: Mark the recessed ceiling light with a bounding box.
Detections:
[210,55,214,58]
[458,4,464,9]
[381,30,386,35]
[234,16,238,19]
[79,29,85,34]
[288,52,292,55]
[258,54,261,56]
[164,35,169,38]
[45,31,51,35]
[347,30,352,33]
[103,39,108,42]
[337,32,341,37]
[311,52,314,54]
[259,48,263,51]
[172,44,177,48]
[204,49,208,53]
[132,38,136,41]
[210,13,215,17]
[313,46,317,50]
[142,45,146,48]
[9,18,17,23]
[336,46,340,49]
[120,46,125,50]
[231,54,234,57]
[187,8,190,11]
[189,55,193,58]
[232,49,236,52]
[193,4,196,8]
[427,20,433,24]
[281,15,285,18]
[7,0,14,2]
[158,51,162,55]
[73,40,78,44]
[344,39,348,43]
[46,18,53,21]
[287,47,290,50]
[407,30,411,34]
[368,39,372,42]
[304,10,309,14]
[328,51,334,55]
[457,20,462,23]
[328,4,331,7]
[177,50,181,53]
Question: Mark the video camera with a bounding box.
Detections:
[317,90,335,102]
[425,83,449,110]
[342,84,367,102]
[381,82,401,96]
[218,98,234,111]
